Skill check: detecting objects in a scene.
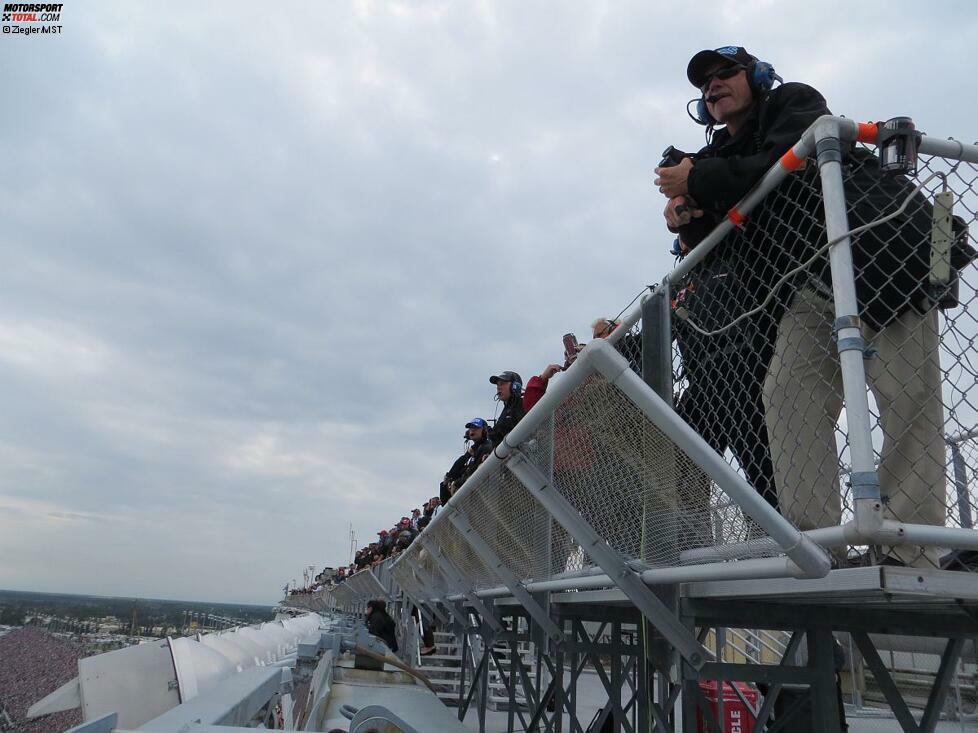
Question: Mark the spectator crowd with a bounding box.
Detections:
[286,317,639,596]
[0,627,84,733]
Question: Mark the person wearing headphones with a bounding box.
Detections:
[440,417,494,499]
[461,418,494,481]
[653,46,826,535]
[657,46,961,568]
[489,370,526,445]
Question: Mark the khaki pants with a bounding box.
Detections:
[762,288,946,567]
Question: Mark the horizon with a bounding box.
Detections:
[0,587,277,609]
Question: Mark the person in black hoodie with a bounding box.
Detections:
[489,371,525,445]
[365,599,398,652]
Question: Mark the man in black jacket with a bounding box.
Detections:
[657,46,951,567]
[462,418,494,481]
[441,418,494,500]
[654,46,805,519]
[489,371,526,445]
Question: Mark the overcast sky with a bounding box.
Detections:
[1,1,975,604]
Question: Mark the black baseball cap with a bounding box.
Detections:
[465,417,488,430]
[489,370,521,385]
[687,46,756,88]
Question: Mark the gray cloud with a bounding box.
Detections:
[1,0,976,602]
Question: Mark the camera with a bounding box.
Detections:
[658,146,692,219]
[659,145,688,168]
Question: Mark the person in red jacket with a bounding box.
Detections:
[522,364,563,412]
[523,318,624,411]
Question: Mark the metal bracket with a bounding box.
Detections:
[447,508,565,644]
[418,535,504,634]
[833,315,862,332]
[849,471,882,501]
[504,450,710,670]
[815,135,843,167]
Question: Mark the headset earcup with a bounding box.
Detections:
[752,61,777,93]
[513,381,522,396]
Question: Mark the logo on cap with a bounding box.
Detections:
[715,45,740,55]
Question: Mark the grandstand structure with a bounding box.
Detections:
[291,117,978,732]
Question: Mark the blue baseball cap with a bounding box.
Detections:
[465,418,488,429]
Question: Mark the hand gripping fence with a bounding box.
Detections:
[335,115,978,676]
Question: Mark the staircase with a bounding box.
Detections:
[418,631,465,706]
[418,630,538,711]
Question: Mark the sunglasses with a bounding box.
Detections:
[700,65,744,94]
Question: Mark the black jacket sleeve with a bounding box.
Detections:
[490,398,526,444]
[445,453,467,482]
[687,83,830,211]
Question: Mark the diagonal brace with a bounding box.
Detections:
[448,508,564,644]
[853,631,920,732]
[419,535,503,634]
[920,637,965,733]
[505,450,710,669]
[402,555,462,629]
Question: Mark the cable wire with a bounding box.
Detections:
[676,169,953,338]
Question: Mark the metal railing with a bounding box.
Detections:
[309,115,978,667]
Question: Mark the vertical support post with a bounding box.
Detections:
[642,285,674,403]
[611,620,623,730]
[642,285,681,727]
[478,626,490,733]
[715,628,725,727]
[458,627,469,720]
[507,613,517,733]
[638,625,652,730]
[568,623,579,730]
[950,441,974,529]
[807,628,842,733]
[554,636,566,732]
[680,668,700,733]
[814,118,883,535]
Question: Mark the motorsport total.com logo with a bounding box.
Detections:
[2,3,64,36]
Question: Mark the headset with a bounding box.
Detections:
[492,372,523,400]
[689,55,780,127]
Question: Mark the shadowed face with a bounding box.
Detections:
[703,63,753,127]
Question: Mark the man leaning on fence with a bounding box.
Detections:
[657,45,973,568]
[655,46,809,521]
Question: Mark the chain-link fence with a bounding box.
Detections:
[306,120,978,733]
[668,128,978,569]
[312,122,978,614]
